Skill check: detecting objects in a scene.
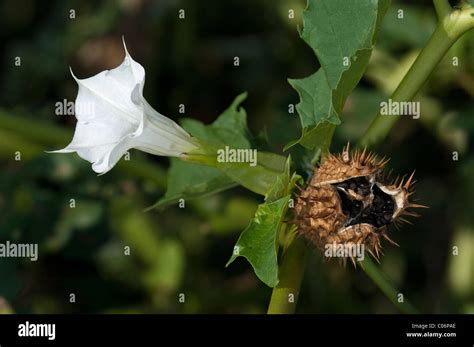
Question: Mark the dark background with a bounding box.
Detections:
[0,0,472,313]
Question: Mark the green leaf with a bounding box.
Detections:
[153,93,249,208]
[153,159,237,208]
[182,92,250,149]
[155,93,287,207]
[226,195,291,287]
[156,93,289,207]
[266,156,292,202]
[288,0,390,151]
[265,155,303,202]
[216,152,287,197]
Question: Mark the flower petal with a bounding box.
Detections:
[70,39,145,124]
[90,137,133,174]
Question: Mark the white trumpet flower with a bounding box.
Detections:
[52,39,200,174]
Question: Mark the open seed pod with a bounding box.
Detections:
[294,144,425,265]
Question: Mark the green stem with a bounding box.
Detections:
[361,257,418,314]
[267,237,308,314]
[433,0,451,20]
[359,5,474,147]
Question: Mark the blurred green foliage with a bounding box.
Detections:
[0,0,472,313]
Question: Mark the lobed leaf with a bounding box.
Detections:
[288,0,390,151]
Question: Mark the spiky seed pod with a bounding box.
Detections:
[294,143,425,265]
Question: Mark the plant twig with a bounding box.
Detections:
[267,237,308,314]
[361,257,418,314]
[433,0,451,20]
[359,5,474,147]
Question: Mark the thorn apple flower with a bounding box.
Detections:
[51,38,201,174]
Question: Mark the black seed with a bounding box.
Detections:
[333,177,396,228]
[356,185,370,196]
